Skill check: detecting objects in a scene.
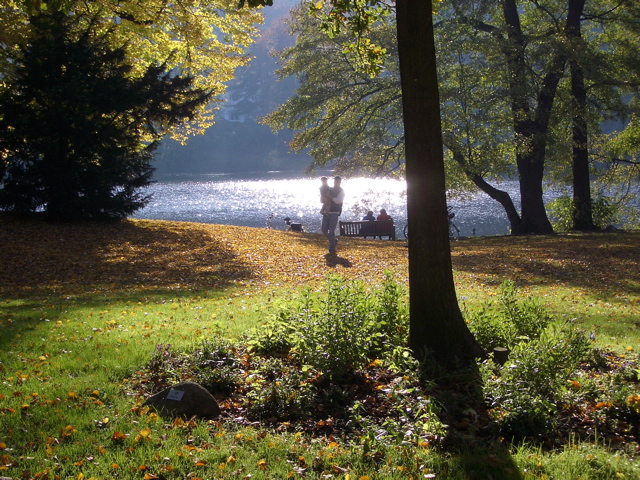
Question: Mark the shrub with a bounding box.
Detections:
[480,322,591,440]
[466,280,551,351]
[193,338,243,394]
[248,273,408,381]
[244,358,317,421]
[370,272,410,354]
[547,195,622,232]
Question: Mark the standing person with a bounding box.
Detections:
[319,176,331,215]
[321,176,344,254]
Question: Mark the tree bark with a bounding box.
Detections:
[570,61,595,230]
[396,0,485,368]
[470,173,523,233]
[501,0,556,234]
[567,0,595,230]
[448,145,524,233]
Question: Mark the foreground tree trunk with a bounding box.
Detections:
[396,0,485,367]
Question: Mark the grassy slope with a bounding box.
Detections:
[2,217,638,349]
[1,217,639,479]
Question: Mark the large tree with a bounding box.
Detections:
[457,0,640,232]
[554,0,640,229]
[0,11,212,220]
[248,0,486,367]
[395,0,485,365]
[266,0,640,234]
[0,0,262,140]
[446,0,587,234]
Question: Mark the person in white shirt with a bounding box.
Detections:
[320,176,344,254]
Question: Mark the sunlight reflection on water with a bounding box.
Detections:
[131,173,522,237]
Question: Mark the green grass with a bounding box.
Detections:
[1,223,639,480]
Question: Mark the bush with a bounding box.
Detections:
[466,280,551,351]
[547,195,622,232]
[244,358,317,421]
[193,338,243,394]
[248,273,408,381]
[480,322,591,440]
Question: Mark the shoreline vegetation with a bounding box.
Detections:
[1,216,639,479]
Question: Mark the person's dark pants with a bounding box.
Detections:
[321,213,339,253]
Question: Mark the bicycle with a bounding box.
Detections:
[448,208,460,241]
[403,206,459,241]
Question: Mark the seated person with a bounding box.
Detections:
[362,210,375,221]
[377,208,392,221]
[375,209,393,239]
[359,210,376,237]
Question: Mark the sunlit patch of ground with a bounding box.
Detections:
[1,217,638,305]
[0,218,408,296]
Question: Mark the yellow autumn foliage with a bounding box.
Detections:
[0,0,263,141]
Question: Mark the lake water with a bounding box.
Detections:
[131,172,529,237]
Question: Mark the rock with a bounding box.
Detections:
[143,382,221,419]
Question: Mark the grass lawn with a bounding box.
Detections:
[1,216,639,479]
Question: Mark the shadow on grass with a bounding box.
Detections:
[325,253,353,268]
[426,364,524,480]
[451,231,640,296]
[0,217,258,348]
[0,217,255,297]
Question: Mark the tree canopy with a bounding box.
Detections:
[0,0,263,140]
[0,11,212,220]
[264,0,640,233]
[262,5,404,177]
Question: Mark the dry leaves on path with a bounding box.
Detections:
[1,216,638,300]
[0,218,407,296]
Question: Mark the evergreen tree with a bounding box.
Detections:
[0,0,261,140]
[0,11,212,221]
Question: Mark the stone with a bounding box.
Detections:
[143,382,221,419]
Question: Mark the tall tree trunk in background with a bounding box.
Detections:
[570,60,595,230]
[501,0,556,234]
[567,0,595,230]
[396,0,485,367]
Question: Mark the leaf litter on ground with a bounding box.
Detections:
[1,216,639,458]
[2,217,638,299]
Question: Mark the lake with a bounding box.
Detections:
[131,171,529,237]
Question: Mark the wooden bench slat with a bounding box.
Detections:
[339,220,396,240]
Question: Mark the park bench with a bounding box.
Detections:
[339,219,396,241]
